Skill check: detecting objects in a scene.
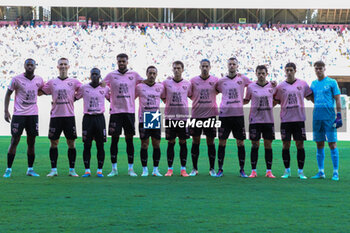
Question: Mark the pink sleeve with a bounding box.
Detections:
[75,79,82,91]
[41,80,52,95]
[105,87,111,100]
[103,73,111,87]
[244,76,252,87]
[187,82,193,98]
[215,79,221,93]
[161,82,166,99]
[135,72,143,84]
[135,85,140,98]
[274,86,281,100]
[40,79,44,89]
[8,77,17,91]
[304,82,312,97]
[75,86,83,100]
[244,85,252,100]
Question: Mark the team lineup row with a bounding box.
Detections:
[3,54,343,180]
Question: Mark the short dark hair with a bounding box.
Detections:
[146,65,157,73]
[256,65,268,73]
[314,61,325,67]
[24,58,36,64]
[58,57,69,64]
[173,60,184,69]
[90,67,100,73]
[200,59,210,65]
[117,53,128,60]
[285,62,296,70]
[228,57,238,62]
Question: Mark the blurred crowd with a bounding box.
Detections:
[1,24,350,88]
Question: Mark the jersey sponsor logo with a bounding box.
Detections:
[144,110,161,129]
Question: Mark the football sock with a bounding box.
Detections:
[96,142,105,170]
[297,148,305,169]
[282,149,290,169]
[128,164,133,170]
[191,143,200,170]
[316,148,325,171]
[298,169,303,174]
[97,169,102,173]
[125,138,134,164]
[85,169,91,173]
[7,153,15,168]
[167,142,175,167]
[140,148,148,167]
[285,168,291,173]
[330,148,339,172]
[218,145,226,171]
[180,143,188,167]
[168,167,173,170]
[181,166,186,170]
[27,167,33,171]
[153,148,161,167]
[112,163,117,170]
[27,152,35,168]
[49,148,58,168]
[110,136,119,163]
[68,148,77,169]
[208,144,216,170]
[143,167,148,172]
[153,167,158,172]
[237,146,246,170]
[265,149,273,170]
[251,147,258,170]
[83,142,92,169]
[266,169,271,173]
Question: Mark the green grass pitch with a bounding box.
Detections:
[0,136,349,232]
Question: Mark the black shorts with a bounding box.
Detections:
[139,123,161,140]
[82,114,107,143]
[11,115,38,137]
[249,123,275,141]
[108,113,135,136]
[165,119,190,140]
[189,117,217,138]
[218,116,246,140]
[281,121,306,141]
[49,117,77,140]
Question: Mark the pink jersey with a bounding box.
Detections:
[190,75,218,118]
[41,77,82,117]
[8,73,44,116]
[136,82,164,123]
[76,84,110,115]
[274,79,312,123]
[103,70,143,114]
[216,74,252,117]
[161,78,192,120]
[245,82,275,124]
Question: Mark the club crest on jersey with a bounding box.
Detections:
[209,82,214,86]
[99,90,104,95]
[85,90,90,93]
[36,83,41,87]
[182,86,187,90]
[237,81,243,85]
[297,86,302,91]
[128,76,134,80]
[268,89,273,93]
[21,82,26,86]
[68,82,73,86]
[155,88,161,92]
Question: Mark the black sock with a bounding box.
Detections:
[282,149,290,169]
[237,146,245,170]
[7,153,15,168]
[126,138,134,164]
[167,142,175,167]
[83,142,92,169]
[208,144,216,170]
[68,148,77,168]
[49,148,58,168]
[265,148,273,170]
[27,153,35,168]
[110,136,119,163]
[153,148,161,167]
[191,143,200,170]
[251,147,258,170]
[140,148,148,167]
[297,148,305,169]
[180,143,188,167]
[96,142,105,170]
[218,145,226,171]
